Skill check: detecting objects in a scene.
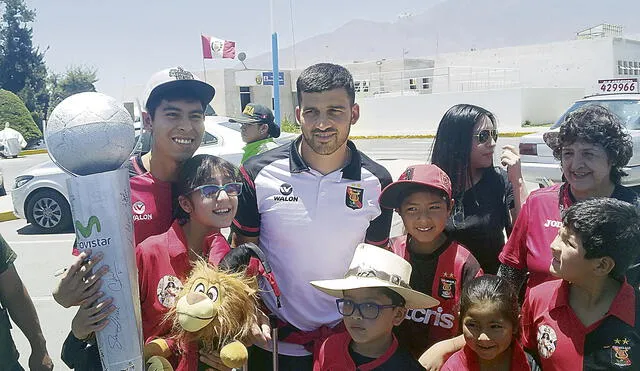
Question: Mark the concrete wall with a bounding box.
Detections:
[431,38,618,94]
[347,59,436,94]
[194,70,227,116]
[613,38,640,78]
[353,87,584,136]
[233,70,296,120]
[521,88,585,125]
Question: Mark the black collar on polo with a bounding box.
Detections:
[288,137,362,180]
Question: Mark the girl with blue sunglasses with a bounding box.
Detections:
[136,154,243,370]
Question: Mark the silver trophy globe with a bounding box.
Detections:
[46,92,144,370]
[46,92,136,175]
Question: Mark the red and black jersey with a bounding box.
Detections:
[126,155,174,246]
[500,183,640,293]
[71,155,173,255]
[521,278,640,371]
[390,235,483,358]
[136,220,231,370]
[314,331,425,371]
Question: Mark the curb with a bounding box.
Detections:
[20,149,48,156]
[348,132,537,140]
[281,131,541,139]
[0,211,17,222]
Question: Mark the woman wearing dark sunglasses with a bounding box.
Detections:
[430,104,527,274]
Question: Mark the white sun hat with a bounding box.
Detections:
[311,243,439,309]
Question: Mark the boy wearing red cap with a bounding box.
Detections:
[378,164,483,359]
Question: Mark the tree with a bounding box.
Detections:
[0,0,49,131]
[48,65,98,114]
[0,89,43,146]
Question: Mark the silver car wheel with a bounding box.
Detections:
[32,197,63,228]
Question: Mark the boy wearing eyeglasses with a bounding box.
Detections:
[377,164,483,360]
[311,243,438,370]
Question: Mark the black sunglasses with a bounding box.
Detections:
[189,183,243,198]
[336,298,397,320]
[474,129,498,144]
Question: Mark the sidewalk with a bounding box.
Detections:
[0,194,16,222]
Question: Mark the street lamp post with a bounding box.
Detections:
[401,48,408,96]
[271,0,281,126]
[376,60,383,94]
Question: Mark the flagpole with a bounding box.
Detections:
[202,58,208,83]
[271,0,281,126]
[201,33,208,83]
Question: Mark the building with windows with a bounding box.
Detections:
[122,25,640,136]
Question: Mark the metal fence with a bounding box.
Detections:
[352,66,521,97]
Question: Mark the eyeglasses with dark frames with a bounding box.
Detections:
[189,183,243,198]
[336,298,398,320]
[474,129,498,144]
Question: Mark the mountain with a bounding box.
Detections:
[243,0,640,69]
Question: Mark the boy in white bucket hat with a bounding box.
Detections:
[310,243,438,370]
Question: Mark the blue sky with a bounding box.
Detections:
[27,0,439,99]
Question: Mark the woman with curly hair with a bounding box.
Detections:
[431,104,527,274]
[498,104,640,294]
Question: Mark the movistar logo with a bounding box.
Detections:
[75,216,101,238]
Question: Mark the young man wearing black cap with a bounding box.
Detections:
[230,103,281,163]
[56,67,216,370]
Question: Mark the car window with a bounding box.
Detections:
[205,104,217,116]
[218,121,242,133]
[202,131,219,146]
[553,99,640,130]
[134,130,151,155]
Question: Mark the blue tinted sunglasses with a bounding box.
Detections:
[189,183,242,198]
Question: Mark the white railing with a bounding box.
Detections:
[352,66,521,97]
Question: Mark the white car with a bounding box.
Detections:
[12,117,297,233]
[0,168,5,196]
[519,93,640,189]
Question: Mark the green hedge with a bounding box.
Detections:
[0,89,43,145]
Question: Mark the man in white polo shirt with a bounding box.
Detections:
[230,63,393,370]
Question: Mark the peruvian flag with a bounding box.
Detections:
[201,34,236,59]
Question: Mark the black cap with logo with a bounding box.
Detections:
[229,103,280,138]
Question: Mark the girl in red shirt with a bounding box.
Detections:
[442,275,538,371]
[136,154,241,370]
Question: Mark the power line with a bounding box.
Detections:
[289,0,297,69]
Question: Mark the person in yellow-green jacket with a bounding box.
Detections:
[230,103,281,163]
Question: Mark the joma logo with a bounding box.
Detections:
[75,216,101,238]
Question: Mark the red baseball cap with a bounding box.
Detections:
[379,164,452,209]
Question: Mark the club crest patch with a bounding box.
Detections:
[346,186,364,210]
[537,325,558,359]
[438,273,456,299]
[156,275,183,308]
[611,338,632,367]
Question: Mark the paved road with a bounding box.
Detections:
[353,137,521,164]
[4,138,529,369]
[2,218,76,369]
[0,153,50,195]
